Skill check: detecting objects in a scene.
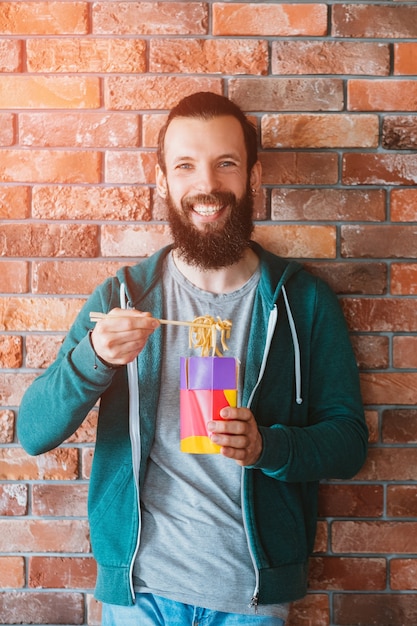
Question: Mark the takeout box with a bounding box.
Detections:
[180,356,238,454]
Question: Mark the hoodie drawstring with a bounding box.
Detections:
[282,286,303,405]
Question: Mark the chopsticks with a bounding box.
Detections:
[89,311,214,329]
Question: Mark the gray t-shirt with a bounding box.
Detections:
[133,253,288,619]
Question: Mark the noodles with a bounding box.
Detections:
[189,316,232,357]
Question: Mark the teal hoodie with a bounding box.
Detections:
[18,243,368,608]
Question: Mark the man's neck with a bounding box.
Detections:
[172,247,259,294]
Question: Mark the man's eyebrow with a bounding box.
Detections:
[171,152,242,163]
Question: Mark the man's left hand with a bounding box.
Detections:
[207,407,263,466]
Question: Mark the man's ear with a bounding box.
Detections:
[249,161,262,194]
[155,164,168,198]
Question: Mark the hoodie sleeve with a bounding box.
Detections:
[17,278,122,456]
[250,277,368,482]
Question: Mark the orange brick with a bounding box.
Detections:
[318,484,383,518]
[0,297,86,332]
[360,373,417,406]
[333,520,417,554]
[104,75,222,110]
[0,557,25,588]
[288,594,329,626]
[0,76,100,109]
[348,79,417,112]
[230,77,343,111]
[254,224,336,259]
[32,484,88,517]
[150,38,268,75]
[0,448,79,481]
[0,2,88,34]
[383,115,417,150]
[0,113,14,145]
[343,153,417,186]
[387,484,417,517]
[341,225,417,258]
[358,448,417,481]
[393,336,417,368]
[0,335,23,368]
[334,593,417,626]
[271,41,389,75]
[391,188,417,221]
[92,2,208,35]
[350,334,389,370]
[0,224,99,257]
[0,39,22,71]
[394,43,417,75]
[262,113,378,148]
[29,556,96,589]
[87,595,102,626]
[0,150,102,184]
[309,556,386,591]
[391,559,417,590]
[213,3,328,36]
[101,224,172,257]
[19,112,140,148]
[305,262,387,296]
[27,38,146,73]
[332,4,417,38]
[0,187,30,219]
[0,373,37,406]
[0,483,27,515]
[105,151,157,184]
[0,592,84,624]
[142,113,168,147]
[32,261,129,295]
[0,262,29,293]
[81,448,94,480]
[383,409,417,444]
[32,185,151,220]
[261,152,338,185]
[391,263,417,295]
[0,519,89,552]
[0,410,15,444]
[342,298,417,332]
[25,335,64,368]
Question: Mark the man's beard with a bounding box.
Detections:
[166,186,254,270]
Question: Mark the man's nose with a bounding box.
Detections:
[195,164,220,194]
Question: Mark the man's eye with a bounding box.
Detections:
[176,163,192,170]
[219,161,237,168]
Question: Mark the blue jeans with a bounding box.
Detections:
[102,593,287,626]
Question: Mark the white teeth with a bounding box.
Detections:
[193,204,220,216]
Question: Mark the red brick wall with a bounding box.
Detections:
[0,2,416,625]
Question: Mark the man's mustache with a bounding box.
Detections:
[181,191,237,210]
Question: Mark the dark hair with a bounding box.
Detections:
[157,92,258,175]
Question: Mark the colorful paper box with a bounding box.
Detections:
[180,356,238,454]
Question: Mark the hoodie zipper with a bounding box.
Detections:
[242,304,279,611]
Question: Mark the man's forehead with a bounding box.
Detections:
[163,114,245,154]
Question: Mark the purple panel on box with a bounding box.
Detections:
[180,357,237,390]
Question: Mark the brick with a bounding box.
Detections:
[341,225,417,259]
[305,262,387,296]
[81,447,94,480]
[29,556,96,589]
[261,152,338,185]
[0,76,100,109]
[262,114,378,148]
[360,373,417,406]
[32,484,88,517]
[150,38,268,75]
[343,153,417,186]
[105,151,157,184]
[393,336,417,368]
[394,43,417,75]
[0,150,101,184]
[387,485,417,518]
[142,113,167,147]
[348,79,417,112]
[309,556,386,591]
[0,298,86,332]
[0,113,13,145]
[0,557,24,588]
[32,185,151,221]
[352,447,417,481]
[382,115,417,150]
[0,186,30,219]
[344,293,397,333]
[0,373,37,406]
[67,409,97,444]
[87,594,102,626]
[0,484,27,515]
[0,410,14,443]
[383,409,417,444]
[287,593,329,626]
[105,76,222,110]
[0,335,22,368]
[391,188,417,221]
[0,591,84,624]
[93,2,208,35]
[332,520,417,554]
[350,335,389,370]
[101,224,172,257]
[25,335,64,369]
[271,189,385,222]
[19,112,140,148]
[391,262,417,295]
[32,261,129,295]
[213,3,327,36]
[229,77,343,111]
[318,484,383,518]
[332,4,417,38]
[0,39,22,71]
[333,593,417,626]
[0,448,78,481]
[0,2,88,35]
[27,38,146,73]
[0,224,99,257]
[365,410,379,445]
[254,225,336,259]
[314,520,328,553]
[271,41,389,75]
[391,559,417,590]
[0,519,89,552]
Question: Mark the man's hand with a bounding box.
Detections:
[90,308,160,367]
[207,407,263,466]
